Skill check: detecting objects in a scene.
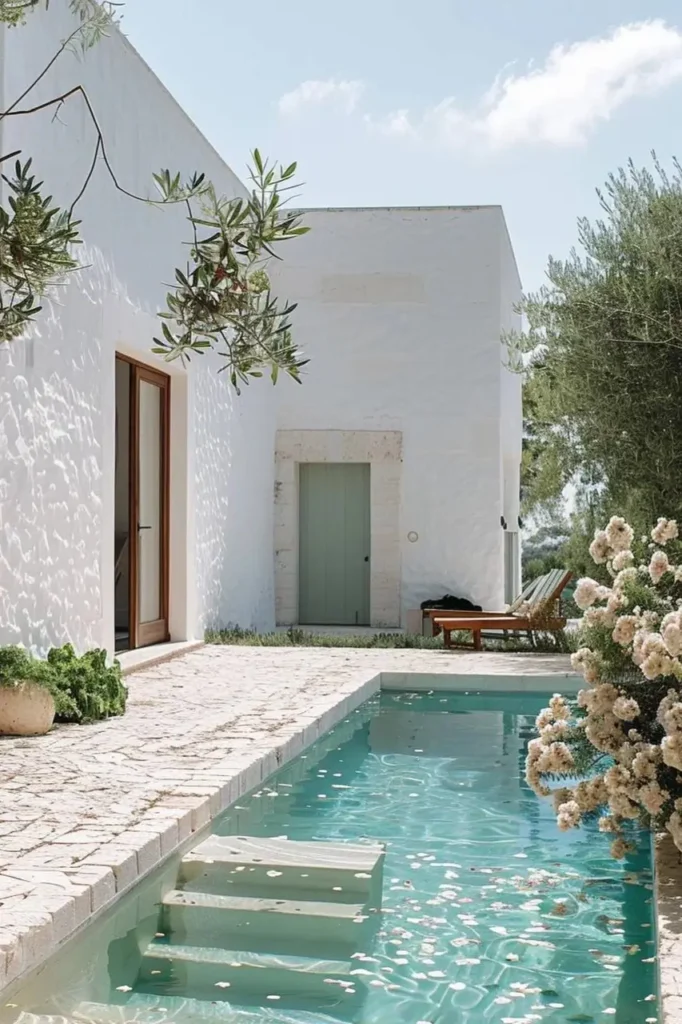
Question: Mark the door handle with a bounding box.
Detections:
[364,556,369,562]
[138,524,152,532]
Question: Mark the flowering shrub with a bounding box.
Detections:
[526,514,682,858]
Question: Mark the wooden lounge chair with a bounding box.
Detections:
[433,568,572,651]
[423,572,548,638]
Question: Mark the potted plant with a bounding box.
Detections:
[0,646,56,736]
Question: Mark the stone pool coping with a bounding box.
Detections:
[0,645,581,998]
[656,834,682,1023]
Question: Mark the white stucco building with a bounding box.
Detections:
[0,3,521,657]
[272,208,522,627]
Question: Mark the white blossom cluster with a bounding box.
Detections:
[526,515,682,858]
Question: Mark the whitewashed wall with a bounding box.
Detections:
[0,2,276,654]
[273,207,522,620]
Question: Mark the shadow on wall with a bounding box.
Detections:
[0,248,113,655]
[194,354,276,636]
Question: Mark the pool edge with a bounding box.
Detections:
[0,666,583,999]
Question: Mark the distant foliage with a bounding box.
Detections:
[513,156,682,527]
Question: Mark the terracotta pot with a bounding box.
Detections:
[0,682,56,736]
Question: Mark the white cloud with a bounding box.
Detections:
[278,79,365,117]
[302,22,682,149]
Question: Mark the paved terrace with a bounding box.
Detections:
[0,646,573,994]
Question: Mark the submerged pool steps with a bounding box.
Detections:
[181,834,384,898]
[139,942,359,999]
[124,835,384,1016]
[162,889,371,948]
[77,994,356,1024]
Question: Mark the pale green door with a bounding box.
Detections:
[299,463,371,626]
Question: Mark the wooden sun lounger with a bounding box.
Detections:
[433,569,571,651]
[435,614,567,650]
[423,572,548,638]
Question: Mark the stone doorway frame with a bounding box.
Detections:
[275,429,402,627]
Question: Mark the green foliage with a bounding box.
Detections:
[0,644,126,724]
[45,644,127,723]
[0,0,118,42]
[0,159,80,342]
[206,626,444,649]
[512,155,682,526]
[0,644,52,685]
[0,0,42,26]
[205,625,575,653]
[152,154,309,390]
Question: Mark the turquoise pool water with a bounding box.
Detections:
[3,690,658,1024]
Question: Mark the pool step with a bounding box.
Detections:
[138,941,363,1001]
[75,995,348,1023]
[180,836,384,900]
[162,889,371,948]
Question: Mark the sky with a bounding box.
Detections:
[120,0,682,291]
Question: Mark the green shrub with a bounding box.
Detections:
[0,643,127,724]
[0,645,52,686]
[45,645,127,723]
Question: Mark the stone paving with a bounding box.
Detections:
[0,645,573,994]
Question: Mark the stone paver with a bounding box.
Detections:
[657,834,682,1024]
[0,646,572,992]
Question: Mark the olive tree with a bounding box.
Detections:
[512,156,682,528]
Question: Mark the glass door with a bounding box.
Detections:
[130,363,170,648]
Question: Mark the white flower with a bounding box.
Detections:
[611,836,631,859]
[556,800,581,831]
[549,694,570,720]
[584,606,616,629]
[652,517,679,545]
[574,578,601,610]
[589,531,612,565]
[649,550,670,583]
[663,622,682,658]
[571,646,602,684]
[612,696,640,721]
[662,734,682,771]
[639,781,668,816]
[606,516,634,553]
[612,550,634,571]
[612,615,638,646]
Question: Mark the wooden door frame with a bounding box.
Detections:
[116,354,171,649]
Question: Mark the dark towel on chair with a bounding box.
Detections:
[420,595,483,612]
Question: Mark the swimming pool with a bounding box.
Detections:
[1,690,658,1024]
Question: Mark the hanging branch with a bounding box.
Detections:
[0,1,309,385]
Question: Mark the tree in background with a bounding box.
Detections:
[0,0,308,387]
[513,156,682,535]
